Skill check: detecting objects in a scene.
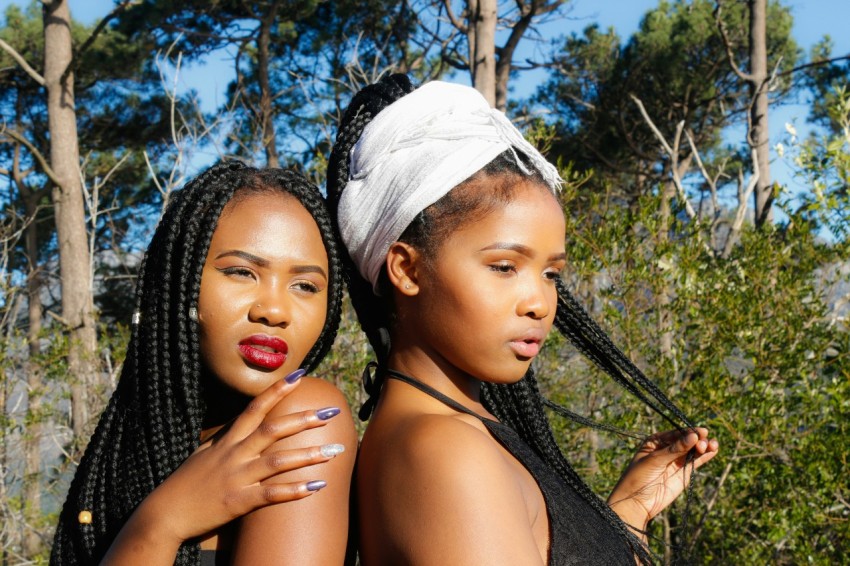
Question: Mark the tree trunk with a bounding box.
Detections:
[657,155,692,364]
[43,0,99,441]
[467,0,497,107]
[21,188,44,558]
[749,0,772,227]
[257,4,281,168]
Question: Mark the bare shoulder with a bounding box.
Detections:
[233,377,356,564]
[393,413,505,473]
[371,412,519,507]
[362,413,544,564]
[268,376,351,415]
[266,376,357,451]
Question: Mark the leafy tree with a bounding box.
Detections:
[531,98,850,564]
[116,0,421,171]
[536,0,797,206]
[0,2,179,559]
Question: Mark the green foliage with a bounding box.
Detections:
[537,0,798,202]
[788,86,850,239]
[534,147,849,561]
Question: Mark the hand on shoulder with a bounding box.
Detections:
[102,375,355,564]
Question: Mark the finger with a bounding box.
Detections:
[227,373,305,440]
[639,429,689,453]
[643,430,700,464]
[241,407,341,454]
[691,439,720,468]
[244,478,328,510]
[247,443,346,482]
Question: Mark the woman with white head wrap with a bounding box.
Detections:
[327,74,718,565]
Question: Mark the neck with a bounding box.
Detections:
[387,336,482,407]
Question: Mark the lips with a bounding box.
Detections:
[509,328,545,359]
[238,334,288,370]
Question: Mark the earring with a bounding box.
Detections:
[404,283,411,290]
[188,307,198,322]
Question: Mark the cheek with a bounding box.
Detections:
[295,300,328,342]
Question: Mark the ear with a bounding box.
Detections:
[386,241,422,296]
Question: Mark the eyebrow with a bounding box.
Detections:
[480,242,567,263]
[291,265,328,279]
[216,250,269,266]
[215,250,327,278]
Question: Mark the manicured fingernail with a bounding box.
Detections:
[306,480,327,492]
[284,368,306,384]
[320,444,345,458]
[315,407,341,420]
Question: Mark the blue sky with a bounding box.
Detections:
[2,0,849,196]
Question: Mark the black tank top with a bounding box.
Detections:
[386,370,636,565]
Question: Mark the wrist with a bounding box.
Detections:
[132,488,187,547]
[101,492,185,564]
[607,495,650,535]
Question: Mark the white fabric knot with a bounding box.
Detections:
[338,80,562,294]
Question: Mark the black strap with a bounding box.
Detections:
[385,369,498,424]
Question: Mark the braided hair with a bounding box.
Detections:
[51,162,344,565]
[327,75,695,564]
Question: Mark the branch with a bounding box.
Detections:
[714,1,754,83]
[685,129,720,213]
[779,54,850,78]
[688,445,737,550]
[0,38,45,85]
[75,0,139,62]
[0,127,62,187]
[442,0,468,34]
[630,95,699,221]
[722,148,759,258]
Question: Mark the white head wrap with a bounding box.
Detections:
[337,80,562,294]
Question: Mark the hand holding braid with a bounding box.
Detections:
[608,428,719,536]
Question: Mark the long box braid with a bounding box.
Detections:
[51,162,344,565]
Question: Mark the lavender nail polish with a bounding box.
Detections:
[315,407,341,420]
[284,368,306,384]
[306,480,327,492]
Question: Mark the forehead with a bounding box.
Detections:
[211,191,327,261]
[447,179,564,242]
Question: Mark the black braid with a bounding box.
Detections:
[327,74,697,564]
[51,162,343,565]
[326,73,415,419]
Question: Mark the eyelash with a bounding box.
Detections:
[220,267,255,279]
[219,268,321,294]
[293,281,321,294]
[544,269,562,281]
[489,264,563,281]
[489,263,516,274]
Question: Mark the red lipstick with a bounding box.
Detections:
[238,334,288,370]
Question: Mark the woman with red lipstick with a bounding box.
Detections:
[52,163,357,565]
[327,75,719,565]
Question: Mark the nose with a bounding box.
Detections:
[517,276,551,320]
[248,285,291,327]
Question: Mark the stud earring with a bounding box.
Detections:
[404,283,411,290]
[188,307,198,322]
